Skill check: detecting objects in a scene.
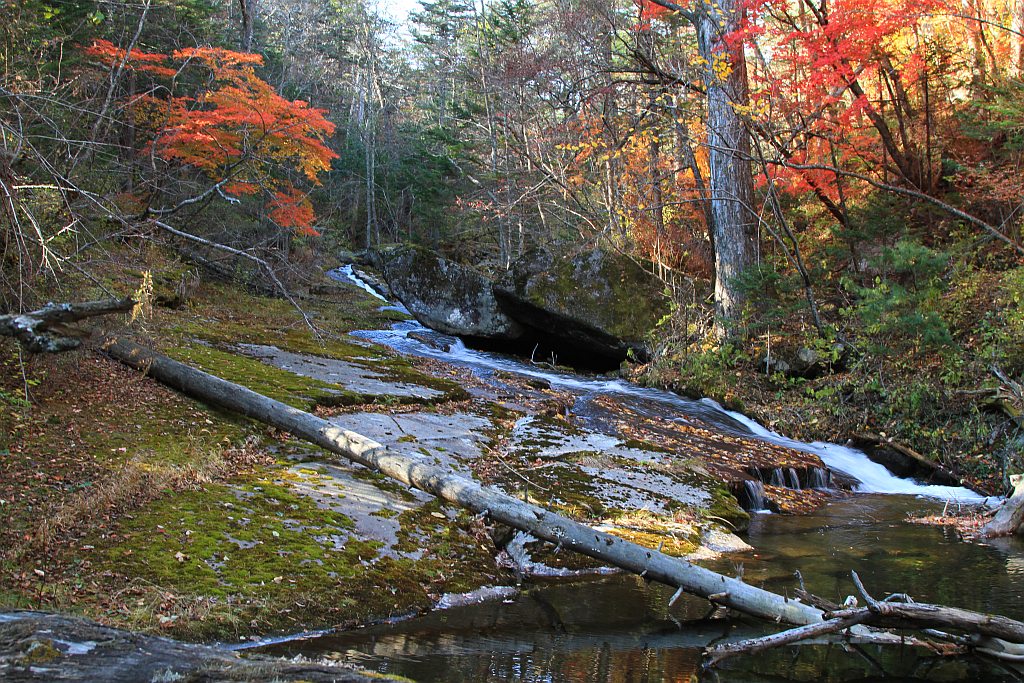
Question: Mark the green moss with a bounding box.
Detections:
[601,525,699,557]
[20,640,62,664]
[165,344,341,409]
[704,486,750,532]
[516,248,670,344]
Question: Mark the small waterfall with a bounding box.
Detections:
[330,266,986,504]
[768,468,786,487]
[786,467,801,490]
[737,480,769,512]
[807,467,831,490]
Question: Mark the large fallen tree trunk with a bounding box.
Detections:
[101,336,1024,664]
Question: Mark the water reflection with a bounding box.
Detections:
[261,495,1024,682]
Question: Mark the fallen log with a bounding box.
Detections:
[101,336,1024,665]
[101,335,824,627]
[708,571,1024,664]
[1,298,134,352]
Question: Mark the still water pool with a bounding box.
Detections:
[260,494,1024,682]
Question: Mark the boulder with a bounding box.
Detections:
[381,246,524,340]
[762,343,850,379]
[494,247,670,361]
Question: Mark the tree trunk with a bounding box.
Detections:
[696,0,757,337]
[239,0,257,51]
[1,299,134,352]
[980,475,1024,538]
[102,336,825,627]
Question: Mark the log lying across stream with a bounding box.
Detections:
[102,336,1024,664]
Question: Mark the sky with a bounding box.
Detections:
[377,0,422,25]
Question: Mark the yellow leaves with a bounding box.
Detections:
[711,52,733,82]
[131,271,154,323]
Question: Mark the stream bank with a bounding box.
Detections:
[259,495,1024,682]
[0,250,1003,680]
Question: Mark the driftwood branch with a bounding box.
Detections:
[0,298,134,352]
[705,611,874,666]
[707,570,1024,665]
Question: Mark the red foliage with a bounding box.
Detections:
[636,0,673,21]
[269,188,318,236]
[84,40,337,234]
[732,0,950,202]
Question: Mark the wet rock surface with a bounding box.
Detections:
[0,612,385,682]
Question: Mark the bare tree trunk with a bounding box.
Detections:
[239,0,257,51]
[696,0,757,337]
[1,299,134,352]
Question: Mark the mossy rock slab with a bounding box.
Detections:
[494,246,670,361]
[236,343,445,402]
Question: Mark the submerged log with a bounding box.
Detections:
[0,611,383,682]
[0,298,134,352]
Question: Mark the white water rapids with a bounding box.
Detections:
[333,265,985,504]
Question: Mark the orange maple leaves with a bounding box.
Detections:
[85,40,336,234]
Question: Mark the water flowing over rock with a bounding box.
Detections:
[494,246,671,362]
[380,246,524,341]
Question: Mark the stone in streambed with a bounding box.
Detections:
[494,246,670,362]
[381,246,524,341]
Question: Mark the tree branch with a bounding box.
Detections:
[0,298,135,353]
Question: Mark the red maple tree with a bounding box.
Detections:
[85,40,337,235]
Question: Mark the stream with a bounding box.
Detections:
[257,267,1024,681]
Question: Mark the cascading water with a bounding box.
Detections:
[785,467,801,489]
[331,266,986,504]
[738,480,769,512]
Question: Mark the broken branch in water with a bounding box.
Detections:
[705,570,1024,666]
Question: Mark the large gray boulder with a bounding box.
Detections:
[381,246,524,340]
[495,247,670,361]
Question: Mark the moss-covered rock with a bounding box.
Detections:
[494,246,670,361]
[381,246,523,340]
